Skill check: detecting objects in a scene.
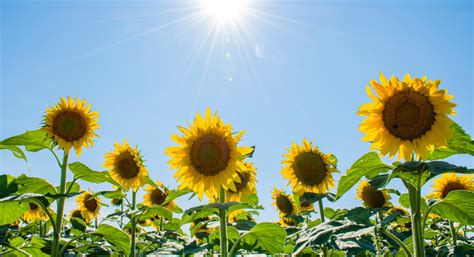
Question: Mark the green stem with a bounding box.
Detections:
[375,211,384,257]
[318,199,328,257]
[228,234,244,257]
[5,243,32,257]
[51,150,69,257]
[159,217,164,232]
[130,191,137,257]
[449,221,457,246]
[421,204,435,231]
[380,228,412,257]
[405,177,424,257]
[219,187,228,257]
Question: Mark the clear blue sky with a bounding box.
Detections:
[1,0,473,223]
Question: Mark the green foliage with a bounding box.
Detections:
[427,123,474,160]
[0,202,28,226]
[0,144,29,169]
[93,224,130,255]
[0,129,53,152]
[431,190,474,225]
[240,222,287,254]
[68,162,123,188]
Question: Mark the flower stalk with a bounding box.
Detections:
[219,187,228,257]
[130,190,137,257]
[318,198,328,257]
[51,149,69,257]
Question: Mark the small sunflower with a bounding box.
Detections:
[298,198,315,213]
[358,73,456,160]
[191,216,214,241]
[22,203,47,222]
[226,162,257,202]
[110,198,123,207]
[43,96,99,156]
[356,180,390,209]
[104,140,149,191]
[143,181,177,211]
[272,188,296,217]
[281,139,338,194]
[76,192,101,222]
[228,209,254,222]
[431,173,473,199]
[69,209,85,221]
[278,216,298,227]
[166,108,253,200]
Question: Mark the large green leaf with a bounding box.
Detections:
[240,222,286,254]
[0,193,50,209]
[431,190,474,225]
[140,205,173,221]
[0,202,28,225]
[0,174,18,197]
[427,123,474,160]
[68,162,123,188]
[1,129,53,152]
[94,224,130,255]
[336,152,392,199]
[15,174,57,195]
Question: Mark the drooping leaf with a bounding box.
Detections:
[15,174,56,195]
[94,224,130,255]
[0,193,50,208]
[336,152,392,200]
[431,190,474,225]
[95,189,126,200]
[163,188,193,205]
[0,174,18,197]
[0,144,29,169]
[1,130,53,152]
[141,205,173,221]
[427,123,474,160]
[240,222,287,254]
[68,162,123,188]
[0,202,28,226]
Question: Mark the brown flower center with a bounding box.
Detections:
[382,90,435,141]
[276,194,294,215]
[52,111,88,142]
[115,151,140,179]
[190,134,231,176]
[84,195,98,212]
[151,188,167,205]
[300,200,311,208]
[29,203,39,210]
[71,210,84,219]
[441,182,466,198]
[362,186,386,208]
[230,171,251,193]
[293,152,328,186]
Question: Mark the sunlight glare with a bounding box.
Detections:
[201,0,249,25]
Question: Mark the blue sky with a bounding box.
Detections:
[1,0,473,223]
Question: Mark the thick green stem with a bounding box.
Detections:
[449,221,457,246]
[405,177,424,257]
[380,228,412,257]
[219,187,228,257]
[130,191,137,257]
[51,150,69,257]
[318,199,328,257]
[374,211,384,257]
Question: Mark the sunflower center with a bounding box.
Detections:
[362,187,386,208]
[300,200,311,208]
[276,195,294,215]
[29,203,39,210]
[190,134,231,176]
[71,210,83,219]
[230,171,250,193]
[115,151,140,179]
[52,111,88,142]
[84,195,98,212]
[151,188,167,205]
[441,182,466,198]
[293,152,328,186]
[382,90,435,141]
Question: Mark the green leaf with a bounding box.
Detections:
[0,174,18,198]
[141,205,173,221]
[398,193,428,213]
[431,190,474,225]
[68,162,123,188]
[0,202,28,225]
[0,144,29,169]
[1,129,53,152]
[15,174,57,195]
[427,123,474,160]
[209,226,240,246]
[94,224,130,255]
[336,152,392,200]
[163,188,193,205]
[95,189,126,199]
[240,222,287,254]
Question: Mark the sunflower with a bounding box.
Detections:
[228,209,254,222]
[281,139,338,194]
[226,162,257,202]
[272,188,296,217]
[143,181,177,211]
[278,216,298,227]
[104,140,149,191]
[430,173,473,199]
[358,73,456,160]
[356,180,390,208]
[166,108,253,200]
[191,216,214,241]
[298,198,315,213]
[22,203,47,222]
[69,209,85,221]
[110,198,123,207]
[76,192,101,222]
[43,97,99,156]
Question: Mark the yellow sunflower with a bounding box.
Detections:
[430,173,473,199]
[166,108,253,200]
[104,140,149,191]
[143,181,177,211]
[226,162,257,202]
[278,216,298,227]
[358,73,456,160]
[356,180,390,208]
[69,209,85,221]
[228,209,254,222]
[22,203,47,222]
[43,96,99,156]
[76,192,102,222]
[191,216,215,241]
[272,188,296,217]
[281,139,337,194]
[298,198,315,213]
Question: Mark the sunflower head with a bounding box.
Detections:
[278,216,298,227]
[166,108,253,201]
[76,192,101,222]
[69,209,85,221]
[191,216,215,240]
[431,173,473,199]
[226,162,257,202]
[356,180,390,209]
[43,97,99,156]
[110,198,123,207]
[22,203,47,222]
[297,197,315,213]
[104,140,149,191]
[281,139,337,194]
[143,181,177,211]
[272,188,296,216]
[358,73,456,160]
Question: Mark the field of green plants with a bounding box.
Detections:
[0,74,473,256]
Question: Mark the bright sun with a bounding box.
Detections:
[201,0,249,25]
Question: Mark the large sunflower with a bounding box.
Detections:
[358,73,456,160]
[76,192,102,222]
[272,188,296,217]
[430,173,473,199]
[166,108,253,200]
[281,139,337,194]
[104,140,148,191]
[226,162,257,202]
[43,96,99,156]
[356,180,390,209]
[143,180,177,211]
[22,203,47,222]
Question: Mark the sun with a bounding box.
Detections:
[200,0,249,25]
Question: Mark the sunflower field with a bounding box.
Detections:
[0,74,473,257]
